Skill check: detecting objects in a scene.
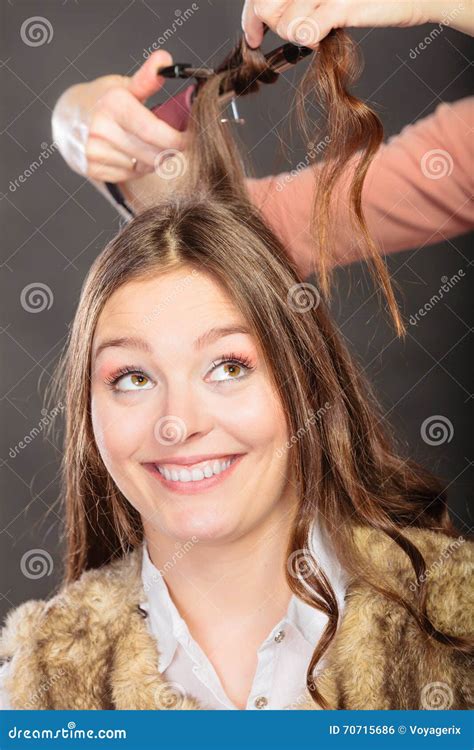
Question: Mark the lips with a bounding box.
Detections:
[149,452,239,466]
[143,453,244,494]
[155,455,236,483]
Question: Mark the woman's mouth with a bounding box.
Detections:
[143,454,244,495]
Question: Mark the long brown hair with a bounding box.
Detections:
[48,193,469,707]
[47,27,471,708]
[184,25,402,333]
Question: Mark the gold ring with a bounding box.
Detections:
[130,157,138,171]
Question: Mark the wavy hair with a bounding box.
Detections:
[47,27,471,709]
[185,25,401,333]
[49,207,469,708]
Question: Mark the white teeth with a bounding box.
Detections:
[156,456,235,482]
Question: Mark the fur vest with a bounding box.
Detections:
[1,526,472,710]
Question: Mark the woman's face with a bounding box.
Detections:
[90,268,296,544]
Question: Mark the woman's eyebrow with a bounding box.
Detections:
[93,325,251,360]
[193,325,251,350]
[93,336,152,360]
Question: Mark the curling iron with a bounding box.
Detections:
[105,41,315,216]
[150,40,314,130]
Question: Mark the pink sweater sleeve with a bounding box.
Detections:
[246,97,473,277]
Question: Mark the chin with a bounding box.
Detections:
[160,505,243,544]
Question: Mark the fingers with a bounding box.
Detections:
[88,163,135,183]
[85,131,154,182]
[246,0,292,43]
[128,49,174,102]
[85,133,138,182]
[243,0,422,48]
[86,146,141,184]
[243,1,333,48]
[97,87,187,153]
[277,1,328,47]
[88,112,161,172]
[241,0,266,48]
[82,50,189,185]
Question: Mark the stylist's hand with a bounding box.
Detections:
[52,50,187,184]
[242,1,474,48]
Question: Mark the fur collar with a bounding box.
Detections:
[1,526,472,710]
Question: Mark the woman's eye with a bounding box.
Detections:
[115,373,153,392]
[208,362,247,383]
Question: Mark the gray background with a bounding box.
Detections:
[1,0,472,622]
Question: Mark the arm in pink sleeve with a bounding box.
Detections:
[246,97,473,278]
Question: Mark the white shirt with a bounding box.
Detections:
[0,521,347,710]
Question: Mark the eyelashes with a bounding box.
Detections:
[207,353,255,385]
[210,352,254,372]
[104,364,145,388]
[104,352,255,392]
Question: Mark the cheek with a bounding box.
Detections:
[90,392,148,470]
[218,382,288,447]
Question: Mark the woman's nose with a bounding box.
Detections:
[153,382,213,446]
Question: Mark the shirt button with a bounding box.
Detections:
[254,696,268,709]
[274,630,285,643]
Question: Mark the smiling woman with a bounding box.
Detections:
[89,267,293,545]
[0,194,472,711]
[1,10,472,708]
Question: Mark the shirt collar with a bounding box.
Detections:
[283,519,348,645]
[140,542,181,673]
[140,518,347,668]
